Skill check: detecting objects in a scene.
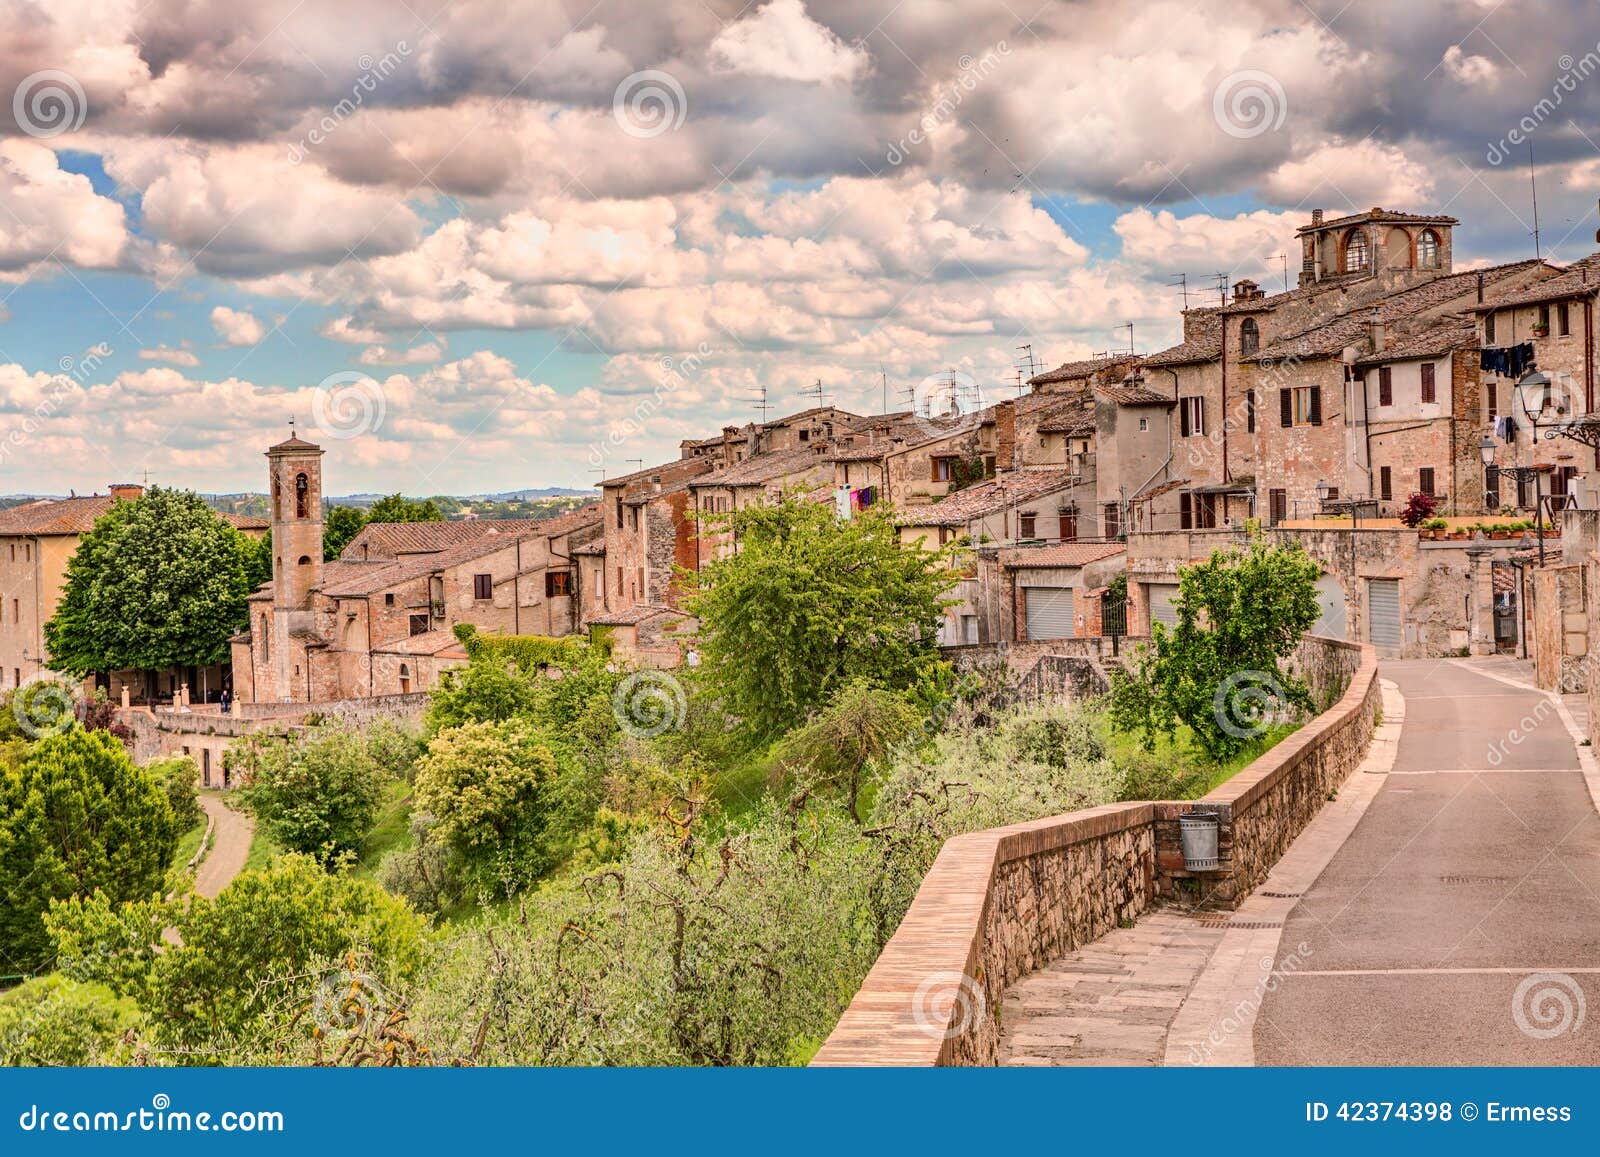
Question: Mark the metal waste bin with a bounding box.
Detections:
[1179,811,1220,871]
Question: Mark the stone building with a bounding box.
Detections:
[0,484,267,702]
[229,433,601,704]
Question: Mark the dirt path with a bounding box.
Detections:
[194,792,254,898]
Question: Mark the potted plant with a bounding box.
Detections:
[1423,517,1447,540]
[1489,522,1511,539]
[1399,491,1439,530]
[1532,323,1550,338]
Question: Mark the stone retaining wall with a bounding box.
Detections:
[810,635,1378,1067]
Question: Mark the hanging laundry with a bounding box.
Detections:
[1495,415,1516,442]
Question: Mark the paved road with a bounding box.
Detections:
[1256,659,1600,1064]
[194,792,253,898]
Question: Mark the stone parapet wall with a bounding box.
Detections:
[810,635,1378,1067]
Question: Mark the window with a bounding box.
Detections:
[615,497,624,529]
[1103,503,1121,540]
[1344,229,1369,272]
[385,593,395,606]
[1380,465,1393,500]
[1180,492,1218,531]
[1269,488,1287,526]
[1418,229,1440,269]
[1418,467,1436,497]
[1485,311,1496,343]
[1538,304,1551,332]
[295,472,309,519]
[260,614,270,661]
[409,614,430,636]
[594,570,605,597]
[1239,317,1260,356]
[799,429,809,442]
[932,457,954,482]
[1325,487,1340,501]
[1559,303,1571,336]
[1059,507,1078,541]
[1246,389,1256,434]
[297,555,311,566]
[1138,417,1149,432]
[1179,396,1205,437]
[546,571,573,598]
[1018,512,1037,539]
[1420,362,1436,404]
[1485,465,1501,509]
[473,573,493,600]
[1487,380,1498,421]
[1281,385,1322,427]
[629,507,639,532]
[1378,367,1393,406]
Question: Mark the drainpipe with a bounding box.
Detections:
[1219,320,1230,484]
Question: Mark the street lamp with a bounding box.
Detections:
[1492,370,1554,566]
[1315,478,1330,510]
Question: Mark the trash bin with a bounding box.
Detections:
[1179,811,1220,871]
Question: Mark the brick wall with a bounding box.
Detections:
[811,636,1377,1066]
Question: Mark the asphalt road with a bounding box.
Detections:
[1255,659,1600,1065]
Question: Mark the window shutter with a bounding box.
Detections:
[1246,389,1256,433]
[1380,466,1392,500]
[1195,398,1204,437]
[1420,363,1436,403]
[1179,491,1192,530]
[1179,400,1191,438]
[1378,367,1392,406]
[1280,388,1293,427]
[1419,467,1435,496]
[1309,386,1323,426]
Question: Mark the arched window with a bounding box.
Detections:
[1344,229,1369,272]
[1239,317,1260,356]
[1418,229,1440,269]
[297,555,311,566]
[260,614,270,661]
[272,477,282,518]
[295,472,310,519]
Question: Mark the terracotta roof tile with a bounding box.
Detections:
[1000,542,1126,568]
[897,468,1084,527]
[1096,384,1176,406]
[1028,355,1137,386]
[0,495,267,536]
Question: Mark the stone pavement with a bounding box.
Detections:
[195,792,254,899]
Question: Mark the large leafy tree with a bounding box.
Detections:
[1110,537,1322,760]
[0,728,179,972]
[231,724,394,866]
[44,487,252,678]
[684,492,957,742]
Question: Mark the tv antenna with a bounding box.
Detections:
[1015,343,1038,384]
[1277,253,1289,294]
[800,378,832,408]
[1529,140,1542,260]
[1117,321,1135,359]
[1170,272,1190,311]
[878,363,889,415]
[751,381,771,423]
[1212,272,1228,306]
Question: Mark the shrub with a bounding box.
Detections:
[230,724,393,865]
[1399,491,1439,527]
[145,755,203,831]
[0,976,139,1066]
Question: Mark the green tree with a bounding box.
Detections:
[0,729,180,972]
[365,494,445,524]
[413,720,578,894]
[322,506,368,560]
[241,527,273,590]
[1110,538,1322,760]
[231,725,393,865]
[684,492,957,742]
[47,854,430,1054]
[44,487,252,682]
[0,976,138,1066]
[144,755,203,831]
[776,678,922,822]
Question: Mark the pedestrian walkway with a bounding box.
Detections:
[194,792,253,898]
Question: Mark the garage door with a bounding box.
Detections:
[1367,578,1401,656]
[1148,582,1181,629]
[1024,587,1076,640]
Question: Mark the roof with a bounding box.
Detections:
[1036,412,1096,436]
[340,518,550,560]
[1143,309,1223,367]
[372,628,471,658]
[266,434,323,454]
[1028,355,1137,387]
[693,445,828,488]
[897,468,1084,527]
[599,458,710,489]
[572,540,607,557]
[1472,253,1600,311]
[1354,317,1477,366]
[0,495,268,536]
[1000,542,1126,569]
[1128,477,1189,505]
[1096,384,1176,407]
[1251,259,1548,363]
[1297,209,1459,234]
[588,603,689,627]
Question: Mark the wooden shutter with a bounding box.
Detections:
[1420,362,1436,403]
[1419,467,1435,496]
[1280,388,1293,427]
[1309,386,1323,426]
[1378,367,1392,405]
[1246,389,1255,433]
[1179,491,1192,530]
[1380,466,1392,500]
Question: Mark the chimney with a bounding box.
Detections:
[109,482,144,502]
[1311,208,1324,227]
[651,475,662,494]
[1476,272,1485,303]
[1367,310,1386,353]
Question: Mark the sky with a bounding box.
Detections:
[1,0,1599,497]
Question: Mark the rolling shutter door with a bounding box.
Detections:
[1367,578,1401,655]
[1148,582,1181,629]
[1024,587,1076,640]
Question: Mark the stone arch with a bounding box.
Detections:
[1418,229,1441,269]
[1384,227,1412,269]
[1239,317,1260,355]
[1343,228,1369,273]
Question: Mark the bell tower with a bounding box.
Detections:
[266,428,325,611]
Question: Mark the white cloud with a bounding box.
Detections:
[211,306,265,346]
[139,344,201,366]
[0,140,129,279]
[709,0,869,85]
[358,340,447,365]
[1441,45,1497,85]
[1114,207,1304,276]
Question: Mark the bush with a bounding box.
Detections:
[230,724,393,866]
[1399,492,1439,527]
[145,755,203,831]
[376,817,466,915]
[0,975,139,1066]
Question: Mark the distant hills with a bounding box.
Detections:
[0,488,599,524]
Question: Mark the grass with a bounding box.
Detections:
[1102,715,1302,801]
[172,816,209,871]
[351,780,416,879]
[238,809,284,875]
